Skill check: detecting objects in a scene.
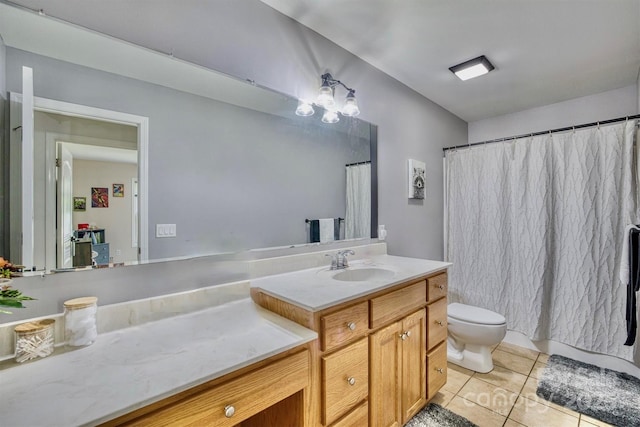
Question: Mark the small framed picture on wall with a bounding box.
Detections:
[113,183,124,198]
[91,187,109,208]
[73,197,86,211]
[407,159,426,199]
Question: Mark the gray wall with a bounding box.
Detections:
[6,48,370,262]
[7,0,468,261]
[468,85,639,143]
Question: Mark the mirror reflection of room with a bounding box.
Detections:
[32,111,139,271]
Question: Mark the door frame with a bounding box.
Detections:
[10,94,149,266]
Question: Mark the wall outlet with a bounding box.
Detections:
[156,224,177,238]
[115,249,122,257]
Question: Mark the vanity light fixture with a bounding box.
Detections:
[449,55,495,81]
[316,73,360,118]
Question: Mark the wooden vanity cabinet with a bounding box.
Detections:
[251,268,449,427]
[103,348,310,427]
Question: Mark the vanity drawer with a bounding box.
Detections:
[427,272,447,302]
[330,401,368,427]
[125,350,309,427]
[427,341,447,401]
[321,301,369,351]
[370,281,426,329]
[427,297,448,350]
[322,338,368,426]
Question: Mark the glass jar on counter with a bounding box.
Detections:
[63,296,98,347]
[14,318,55,363]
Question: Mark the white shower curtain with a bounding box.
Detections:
[445,120,638,361]
[345,163,371,239]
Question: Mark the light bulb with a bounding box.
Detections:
[322,109,340,124]
[316,84,335,108]
[295,100,314,117]
[341,92,360,117]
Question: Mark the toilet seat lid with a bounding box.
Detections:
[448,303,506,325]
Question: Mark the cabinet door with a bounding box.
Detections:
[401,309,426,423]
[369,321,402,427]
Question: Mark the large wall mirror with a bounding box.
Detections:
[1,3,377,273]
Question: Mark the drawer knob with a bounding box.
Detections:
[435,320,444,326]
[224,405,235,418]
[347,377,356,386]
[347,322,356,331]
[436,367,444,374]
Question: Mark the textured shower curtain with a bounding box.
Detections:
[445,120,638,361]
[345,163,371,239]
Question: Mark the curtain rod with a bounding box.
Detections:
[443,114,640,153]
[345,160,371,167]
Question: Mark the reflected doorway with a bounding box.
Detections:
[7,92,149,272]
[52,140,139,269]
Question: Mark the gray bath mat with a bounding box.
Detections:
[405,403,478,427]
[536,354,640,426]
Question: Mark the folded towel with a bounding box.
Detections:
[320,218,335,243]
[309,220,320,243]
[620,224,640,285]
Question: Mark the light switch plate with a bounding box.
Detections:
[156,224,177,238]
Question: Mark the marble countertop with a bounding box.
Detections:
[0,298,317,427]
[251,254,451,311]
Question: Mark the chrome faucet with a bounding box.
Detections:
[337,250,355,269]
[326,250,356,270]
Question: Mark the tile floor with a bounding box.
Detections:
[433,341,614,427]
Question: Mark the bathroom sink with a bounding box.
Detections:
[332,267,396,282]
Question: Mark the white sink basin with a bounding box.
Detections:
[332,267,396,282]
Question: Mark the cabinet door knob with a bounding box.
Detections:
[347,322,356,331]
[437,284,445,290]
[436,320,444,326]
[347,377,356,386]
[436,367,444,374]
[224,405,236,418]
[406,330,411,337]
[399,333,407,340]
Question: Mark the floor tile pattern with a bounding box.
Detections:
[434,342,614,427]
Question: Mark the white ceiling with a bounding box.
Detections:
[62,143,137,165]
[262,0,640,122]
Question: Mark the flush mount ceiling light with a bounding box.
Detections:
[449,55,495,81]
[295,73,361,121]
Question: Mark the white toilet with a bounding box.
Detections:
[447,303,507,373]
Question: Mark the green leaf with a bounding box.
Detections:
[0,299,25,308]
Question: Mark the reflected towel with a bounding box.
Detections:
[320,218,335,243]
[620,224,640,285]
